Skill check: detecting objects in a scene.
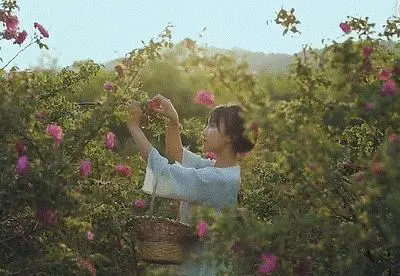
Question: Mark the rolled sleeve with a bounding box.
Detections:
[143,147,238,209]
[181,147,215,168]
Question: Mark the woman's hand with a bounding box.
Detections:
[126,100,143,127]
[148,94,179,123]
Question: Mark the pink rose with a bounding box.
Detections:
[77,258,96,276]
[13,30,27,45]
[3,28,16,40]
[46,124,63,142]
[86,231,95,241]
[388,133,398,142]
[16,155,30,175]
[259,253,278,274]
[196,220,208,239]
[105,132,115,150]
[15,141,27,155]
[307,163,318,171]
[353,171,365,182]
[134,199,145,208]
[36,111,46,120]
[380,79,397,96]
[5,14,19,31]
[205,151,217,160]
[36,209,56,225]
[34,22,49,38]
[362,46,373,58]
[103,81,114,92]
[194,90,215,108]
[378,69,392,81]
[365,102,376,111]
[339,22,351,34]
[115,164,132,177]
[371,162,384,175]
[80,160,92,178]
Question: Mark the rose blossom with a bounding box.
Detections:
[339,22,351,34]
[194,90,215,108]
[16,155,30,175]
[103,81,114,92]
[388,133,397,142]
[77,257,96,276]
[46,124,63,142]
[205,151,217,160]
[34,22,49,38]
[80,160,92,178]
[36,209,56,225]
[105,132,115,150]
[15,141,27,155]
[353,171,365,182]
[380,79,397,96]
[86,231,95,241]
[362,46,373,57]
[258,253,278,274]
[134,199,145,208]
[4,14,19,31]
[378,69,392,81]
[115,164,132,177]
[196,220,208,239]
[365,102,376,111]
[13,30,27,45]
[3,28,16,40]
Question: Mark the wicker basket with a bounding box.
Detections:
[130,178,197,264]
[131,215,196,264]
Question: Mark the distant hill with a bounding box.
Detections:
[103,43,295,74]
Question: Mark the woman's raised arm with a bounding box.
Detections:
[149,94,183,163]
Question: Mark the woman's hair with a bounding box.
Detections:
[208,104,255,154]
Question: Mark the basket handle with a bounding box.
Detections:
[148,175,158,217]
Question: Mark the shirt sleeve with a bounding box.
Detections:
[147,147,239,209]
[181,147,215,168]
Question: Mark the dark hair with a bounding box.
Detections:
[208,104,255,154]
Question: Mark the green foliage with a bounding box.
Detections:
[2,2,400,275]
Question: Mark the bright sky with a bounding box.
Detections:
[1,0,396,70]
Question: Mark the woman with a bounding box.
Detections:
[126,94,254,275]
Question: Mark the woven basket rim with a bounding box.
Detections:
[129,215,197,244]
[130,215,192,227]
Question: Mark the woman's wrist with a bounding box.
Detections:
[126,121,141,131]
[167,118,182,130]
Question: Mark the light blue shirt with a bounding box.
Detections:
[141,147,241,220]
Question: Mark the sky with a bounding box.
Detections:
[0,0,396,70]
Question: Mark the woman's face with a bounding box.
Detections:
[202,119,230,153]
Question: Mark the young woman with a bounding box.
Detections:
[126,94,254,274]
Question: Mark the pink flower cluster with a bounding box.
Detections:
[36,209,56,225]
[34,22,49,38]
[16,155,30,175]
[194,90,215,108]
[134,199,145,208]
[1,13,26,44]
[205,151,217,160]
[388,133,397,142]
[115,164,132,177]
[103,81,114,92]
[339,22,351,34]
[77,257,96,276]
[80,160,92,178]
[377,69,397,96]
[105,132,115,150]
[86,231,95,241]
[258,253,278,274]
[196,220,208,239]
[46,124,64,143]
[0,10,49,45]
